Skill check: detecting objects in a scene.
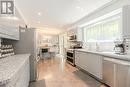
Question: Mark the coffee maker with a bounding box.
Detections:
[114,38,127,55]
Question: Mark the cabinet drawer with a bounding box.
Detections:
[103,59,115,87]
[115,63,130,87]
[103,57,130,87]
[75,51,103,79]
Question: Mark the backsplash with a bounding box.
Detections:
[0,45,14,58]
[83,42,115,52]
[0,39,15,58]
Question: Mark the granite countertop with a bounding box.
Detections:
[0,54,30,85]
[75,49,130,61]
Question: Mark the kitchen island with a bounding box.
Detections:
[0,54,30,87]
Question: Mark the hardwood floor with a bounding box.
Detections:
[37,56,106,87]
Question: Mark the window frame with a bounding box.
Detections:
[82,14,122,43]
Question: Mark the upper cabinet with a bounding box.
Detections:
[0,25,19,40]
[77,27,83,41]
[0,8,26,40]
[122,5,130,39]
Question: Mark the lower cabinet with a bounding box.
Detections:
[103,57,130,87]
[75,51,86,69]
[75,51,130,87]
[75,51,103,79]
[103,58,115,87]
[115,63,130,87]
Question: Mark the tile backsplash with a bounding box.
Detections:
[0,38,15,58]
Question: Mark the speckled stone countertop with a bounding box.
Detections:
[0,54,30,85]
[75,49,130,61]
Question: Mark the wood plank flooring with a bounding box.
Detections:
[35,56,106,87]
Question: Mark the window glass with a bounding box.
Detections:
[84,17,121,42]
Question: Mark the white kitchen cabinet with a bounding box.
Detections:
[85,53,103,79]
[75,51,103,79]
[122,5,130,38]
[103,57,130,87]
[103,58,115,87]
[0,25,19,40]
[115,62,130,87]
[75,51,87,70]
[77,27,83,41]
[75,51,80,67]
[75,51,82,67]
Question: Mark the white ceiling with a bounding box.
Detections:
[15,0,113,29]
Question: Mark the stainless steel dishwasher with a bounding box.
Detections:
[103,57,130,87]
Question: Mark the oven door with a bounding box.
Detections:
[66,51,75,66]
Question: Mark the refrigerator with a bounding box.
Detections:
[14,27,38,82]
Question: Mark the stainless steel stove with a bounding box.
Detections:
[66,47,82,66]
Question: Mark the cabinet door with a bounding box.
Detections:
[116,64,130,87]
[77,28,83,41]
[75,51,80,66]
[75,51,103,79]
[85,53,103,79]
[75,51,85,68]
[0,25,9,34]
[103,58,115,87]
[11,28,19,40]
[122,5,130,38]
[6,27,19,40]
[0,25,19,40]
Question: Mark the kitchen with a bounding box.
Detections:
[0,0,130,87]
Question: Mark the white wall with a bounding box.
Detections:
[71,0,130,27]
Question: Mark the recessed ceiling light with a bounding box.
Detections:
[38,12,42,16]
